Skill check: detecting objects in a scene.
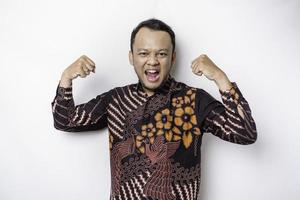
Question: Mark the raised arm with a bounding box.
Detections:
[191,54,257,144]
[197,83,257,144]
[51,82,111,132]
[51,55,110,132]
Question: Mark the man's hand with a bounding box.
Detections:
[191,54,233,91]
[191,54,223,80]
[59,55,96,88]
[191,54,245,119]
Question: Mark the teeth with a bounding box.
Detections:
[146,69,159,74]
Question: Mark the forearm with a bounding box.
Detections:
[203,81,257,144]
[214,72,247,120]
[214,71,233,92]
[59,71,73,88]
[51,83,78,131]
[51,83,107,132]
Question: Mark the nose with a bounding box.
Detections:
[147,54,159,66]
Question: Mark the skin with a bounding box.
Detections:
[191,54,233,91]
[128,27,235,96]
[129,27,176,96]
[59,27,245,119]
[191,54,245,119]
[127,27,244,119]
[59,55,96,88]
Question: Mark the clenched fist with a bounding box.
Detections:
[191,54,223,81]
[191,54,234,92]
[59,55,96,88]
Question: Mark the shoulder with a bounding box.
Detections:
[172,79,208,97]
[171,79,195,93]
[173,79,221,106]
[175,80,213,99]
[106,83,137,96]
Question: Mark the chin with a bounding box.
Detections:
[142,80,160,90]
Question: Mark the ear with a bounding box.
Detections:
[171,51,176,66]
[129,51,133,66]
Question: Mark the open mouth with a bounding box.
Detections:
[145,69,160,82]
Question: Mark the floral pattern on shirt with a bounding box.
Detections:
[136,88,202,152]
[51,75,257,200]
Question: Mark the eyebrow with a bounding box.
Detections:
[137,48,169,52]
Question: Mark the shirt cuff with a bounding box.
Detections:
[55,81,73,101]
[218,82,242,105]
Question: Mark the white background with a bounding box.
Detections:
[1,0,299,199]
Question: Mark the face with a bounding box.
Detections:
[129,27,176,96]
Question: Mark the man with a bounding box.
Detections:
[51,18,257,200]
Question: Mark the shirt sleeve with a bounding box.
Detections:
[196,82,257,145]
[50,81,111,132]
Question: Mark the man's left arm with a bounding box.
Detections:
[192,54,257,144]
[203,81,257,144]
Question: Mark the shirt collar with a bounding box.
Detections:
[136,74,175,97]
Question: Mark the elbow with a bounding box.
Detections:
[243,133,257,145]
[240,122,258,145]
[53,123,73,132]
[53,123,64,131]
[244,138,256,145]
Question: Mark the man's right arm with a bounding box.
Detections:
[51,55,110,132]
[51,80,111,132]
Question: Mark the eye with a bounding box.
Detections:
[138,52,148,57]
[157,52,167,58]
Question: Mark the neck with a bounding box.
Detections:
[143,87,155,97]
[137,75,173,97]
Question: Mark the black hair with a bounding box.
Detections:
[130,18,176,53]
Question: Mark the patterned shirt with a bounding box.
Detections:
[51,75,257,200]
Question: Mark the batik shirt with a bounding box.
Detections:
[51,75,257,200]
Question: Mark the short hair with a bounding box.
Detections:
[130,18,176,53]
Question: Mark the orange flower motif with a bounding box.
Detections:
[174,106,197,131]
[172,96,184,108]
[136,123,156,153]
[185,89,196,107]
[182,131,193,149]
[154,108,181,142]
[186,89,196,100]
[155,108,173,131]
[172,126,182,141]
[141,123,156,138]
[164,126,182,142]
[135,135,145,153]
[174,105,201,148]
